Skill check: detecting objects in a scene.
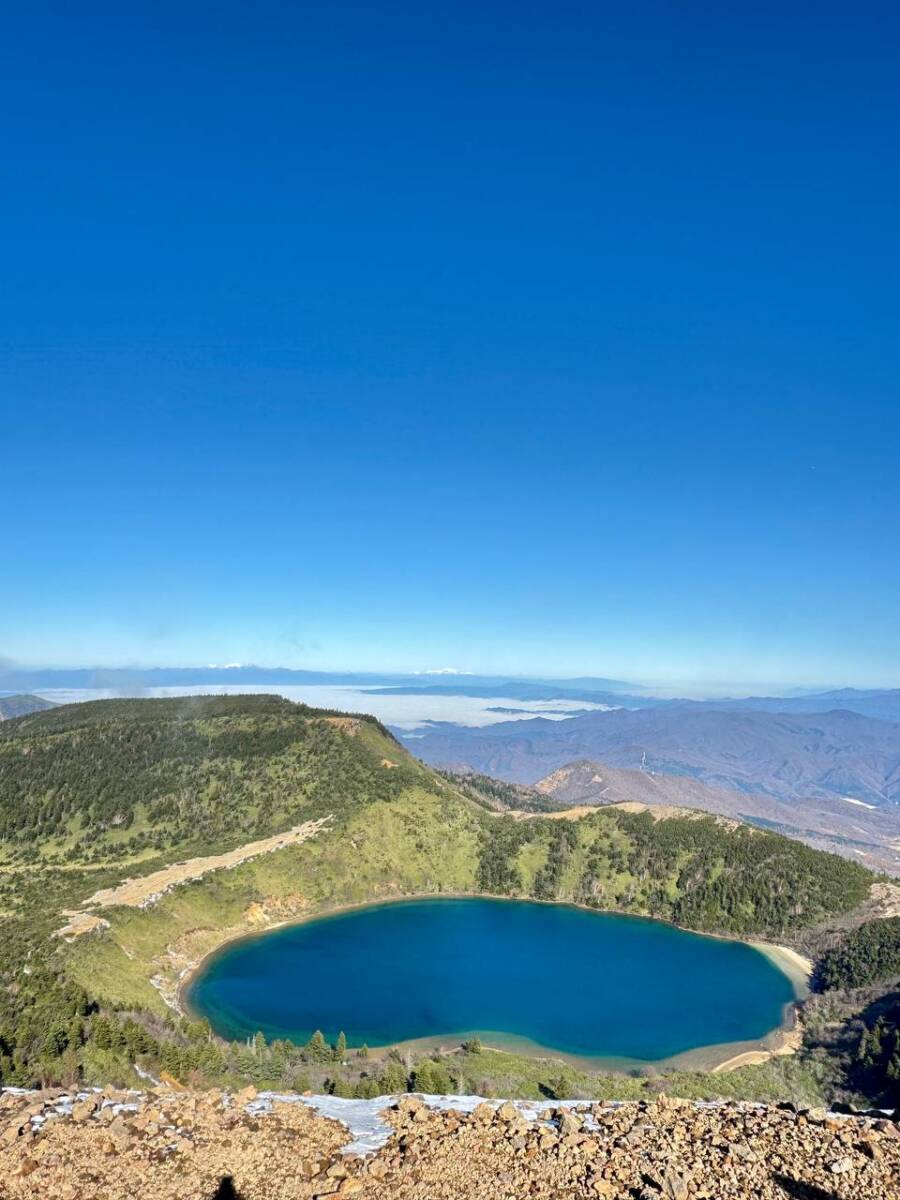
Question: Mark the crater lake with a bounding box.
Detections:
[184,897,801,1065]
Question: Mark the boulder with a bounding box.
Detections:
[71,1097,100,1122]
[558,1110,583,1137]
[661,1168,690,1200]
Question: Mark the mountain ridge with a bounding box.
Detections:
[400,705,900,806]
[531,759,900,874]
[0,694,55,721]
[6,665,900,719]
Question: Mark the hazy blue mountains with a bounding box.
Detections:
[400,706,900,807]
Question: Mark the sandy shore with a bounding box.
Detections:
[750,941,813,997]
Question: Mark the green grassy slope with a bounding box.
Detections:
[0,695,877,1098]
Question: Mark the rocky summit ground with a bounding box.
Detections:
[1,1088,899,1200]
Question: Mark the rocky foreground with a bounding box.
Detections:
[1,1087,898,1200]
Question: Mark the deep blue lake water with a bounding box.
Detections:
[185,898,798,1063]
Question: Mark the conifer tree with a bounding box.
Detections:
[305,1030,329,1062]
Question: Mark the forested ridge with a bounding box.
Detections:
[476,808,872,935]
[804,919,900,1107]
[817,918,900,990]
[0,695,418,861]
[0,696,884,1103]
[436,769,562,813]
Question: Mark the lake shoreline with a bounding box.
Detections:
[178,891,811,1074]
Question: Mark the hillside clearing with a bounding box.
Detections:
[56,816,331,938]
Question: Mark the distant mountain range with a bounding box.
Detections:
[0,666,639,695]
[0,693,55,720]
[363,682,635,705]
[401,705,900,807]
[6,664,900,719]
[688,688,900,723]
[384,683,900,722]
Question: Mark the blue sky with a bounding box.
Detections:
[3,2,899,687]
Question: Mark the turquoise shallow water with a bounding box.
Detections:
[185,897,797,1062]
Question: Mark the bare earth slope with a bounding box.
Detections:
[55,817,332,939]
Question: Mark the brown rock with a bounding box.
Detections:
[661,1167,690,1200]
[106,1115,134,1146]
[1,1123,25,1146]
[71,1096,100,1122]
[558,1110,583,1137]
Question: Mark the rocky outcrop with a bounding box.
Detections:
[0,1087,898,1199]
[380,1094,900,1199]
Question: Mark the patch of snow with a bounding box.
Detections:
[248,1093,828,1156]
[249,1093,608,1155]
[2,1089,887,1157]
[843,797,878,810]
[250,1092,892,1155]
[133,1063,161,1086]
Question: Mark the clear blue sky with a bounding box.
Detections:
[3,2,899,688]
